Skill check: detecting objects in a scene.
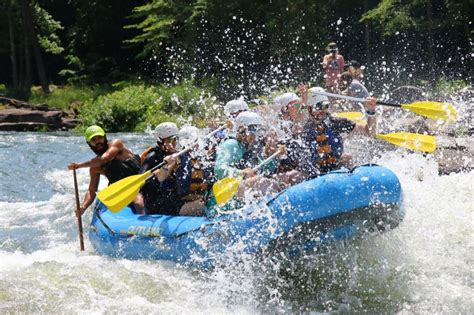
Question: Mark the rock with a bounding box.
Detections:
[0,97,78,131]
[434,148,473,175]
[61,118,80,129]
[432,136,473,174]
[0,108,62,125]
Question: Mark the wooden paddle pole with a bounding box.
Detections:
[73,169,85,251]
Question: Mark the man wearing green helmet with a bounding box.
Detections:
[68,125,141,216]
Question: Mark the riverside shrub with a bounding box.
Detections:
[79,83,218,132]
[80,85,156,132]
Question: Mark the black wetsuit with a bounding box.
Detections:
[101,155,141,184]
[140,146,191,215]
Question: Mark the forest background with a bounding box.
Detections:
[0,0,471,132]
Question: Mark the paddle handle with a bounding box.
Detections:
[253,147,284,171]
[145,147,193,181]
[146,124,228,176]
[313,90,402,108]
[314,90,366,103]
[206,124,226,138]
[73,169,85,251]
[144,123,232,181]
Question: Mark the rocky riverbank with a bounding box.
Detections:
[0,97,78,131]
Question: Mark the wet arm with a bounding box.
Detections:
[154,154,178,182]
[352,97,377,137]
[75,140,123,169]
[322,55,329,69]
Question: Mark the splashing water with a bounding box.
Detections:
[0,130,472,313]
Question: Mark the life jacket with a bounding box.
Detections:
[101,154,141,184]
[189,158,210,194]
[306,119,343,174]
[140,146,153,163]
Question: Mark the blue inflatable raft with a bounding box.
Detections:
[89,165,404,268]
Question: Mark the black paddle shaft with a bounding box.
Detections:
[144,148,192,182]
[142,126,225,182]
[376,101,402,108]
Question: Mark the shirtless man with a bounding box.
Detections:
[68,125,140,215]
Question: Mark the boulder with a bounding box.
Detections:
[0,97,77,131]
[0,108,62,125]
[435,149,473,175]
[434,136,474,174]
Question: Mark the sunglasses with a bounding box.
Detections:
[311,101,330,111]
[163,135,177,143]
[230,110,245,119]
[240,125,263,136]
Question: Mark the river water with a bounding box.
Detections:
[0,131,472,313]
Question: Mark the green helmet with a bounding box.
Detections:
[84,125,106,142]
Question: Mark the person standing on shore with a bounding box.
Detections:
[322,42,345,92]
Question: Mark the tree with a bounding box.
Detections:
[21,0,49,93]
[0,0,63,96]
[361,0,472,85]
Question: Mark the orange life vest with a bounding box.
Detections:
[189,158,209,194]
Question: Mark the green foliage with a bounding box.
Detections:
[33,3,64,55]
[361,0,414,35]
[361,0,470,35]
[58,55,87,84]
[143,82,218,128]
[77,83,217,132]
[79,85,156,132]
[28,85,110,110]
[34,125,49,132]
[0,0,471,103]
[124,0,201,57]
[433,78,468,96]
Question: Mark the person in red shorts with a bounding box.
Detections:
[322,42,345,92]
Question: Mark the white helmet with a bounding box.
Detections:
[154,122,178,140]
[234,111,263,129]
[224,99,249,116]
[178,125,199,148]
[307,87,329,107]
[274,92,299,107]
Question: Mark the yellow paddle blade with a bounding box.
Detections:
[333,112,366,125]
[97,170,151,213]
[333,111,364,120]
[401,101,457,122]
[376,132,437,153]
[212,177,240,206]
